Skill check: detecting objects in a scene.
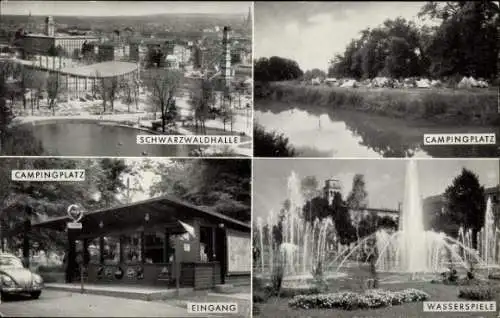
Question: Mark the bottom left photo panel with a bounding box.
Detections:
[0,157,251,318]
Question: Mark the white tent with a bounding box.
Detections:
[340,79,357,88]
[416,78,431,88]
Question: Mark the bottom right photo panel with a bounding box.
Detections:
[252,158,500,318]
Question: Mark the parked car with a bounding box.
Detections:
[0,253,43,299]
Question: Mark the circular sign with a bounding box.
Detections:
[67,204,84,222]
[115,267,124,280]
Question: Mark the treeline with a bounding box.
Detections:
[329,2,499,81]
[254,1,499,83]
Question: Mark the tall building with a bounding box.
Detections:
[323,179,342,205]
[21,16,98,58]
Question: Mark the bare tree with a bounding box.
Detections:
[47,73,62,116]
[120,78,135,113]
[96,71,119,113]
[189,78,215,135]
[147,69,182,133]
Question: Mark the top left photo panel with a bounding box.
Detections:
[0,1,253,157]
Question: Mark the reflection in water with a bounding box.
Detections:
[255,102,499,158]
[29,123,195,157]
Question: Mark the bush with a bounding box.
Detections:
[488,272,500,280]
[280,286,323,298]
[262,82,498,125]
[458,285,496,300]
[254,124,296,157]
[288,288,430,310]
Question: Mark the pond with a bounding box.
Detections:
[26,121,196,157]
[255,102,500,158]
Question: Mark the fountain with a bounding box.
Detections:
[459,197,500,268]
[254,171,345,283]
[335,160,487,276]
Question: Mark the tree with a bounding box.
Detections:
[301,176,319,221]
[331,192,356,245]
[189,78,214,134]
[0,97,13,153]
[120,78,134,113]
[101,76,119,113]
[254,56,303,82]
[346,174,369,242]
[148,159,251,222]
[46,73,61,115]
[303,69,327,81]
[146,69,182,133]
[443,168,486,248]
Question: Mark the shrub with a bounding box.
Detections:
[280,286,323,298]
[458,285,496,300]
[288,288,430,310]
[253,124,296,157]
[488,271,500,280]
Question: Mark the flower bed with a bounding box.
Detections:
[288,288,430,310]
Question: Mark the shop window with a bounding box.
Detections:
[88,238,100,264]
[122,233,142,264]
[199,226,214,262]
[102,236,120,265]
[144,231,166,264]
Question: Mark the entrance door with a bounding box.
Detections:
[215,228,226,284]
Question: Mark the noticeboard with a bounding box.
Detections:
[226,229,251,274]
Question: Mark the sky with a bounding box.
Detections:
[253,159,499,220]
[254,1,429,71]
[0,1,251,16]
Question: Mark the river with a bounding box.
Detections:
[255,101,499,158]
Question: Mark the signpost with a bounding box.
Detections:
[66,204,85,293]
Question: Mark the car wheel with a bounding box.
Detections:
[30,291,41,299]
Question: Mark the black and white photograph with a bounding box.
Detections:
[0,157,251,317]
[254,1,499,158]
[0,1,253,157]
[252,158,499,317]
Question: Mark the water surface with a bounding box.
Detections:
[255,101,499,158]
[28,122,195,157]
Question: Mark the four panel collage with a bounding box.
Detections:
[0,1,498,317]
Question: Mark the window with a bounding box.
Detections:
[122,233,142,264]
[102,236,120,265]
[144,231,166,264]
[88,238,100,264]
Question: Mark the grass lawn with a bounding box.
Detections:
[255,267,500,318]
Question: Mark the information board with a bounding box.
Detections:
[226,230,251,274]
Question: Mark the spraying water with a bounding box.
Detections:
[255,171,339,278]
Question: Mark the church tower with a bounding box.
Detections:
[243,6,252,31]
[323,179,342,206]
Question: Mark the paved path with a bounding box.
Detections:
[0,290,202,317]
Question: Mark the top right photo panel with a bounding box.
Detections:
[253,1,500,158]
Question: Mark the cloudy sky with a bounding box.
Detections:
[253,159,499,220]
[255,1,429,71]
[1,1,250,16]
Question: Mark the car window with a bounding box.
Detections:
[0,257,24,268]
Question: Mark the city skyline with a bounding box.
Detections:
[255,1,430,71]
[253,159,499,220]
[1,1,251,17]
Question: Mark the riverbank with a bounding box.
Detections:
[256,82,499,126]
